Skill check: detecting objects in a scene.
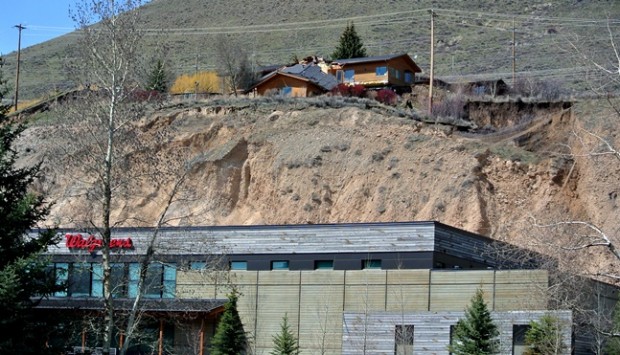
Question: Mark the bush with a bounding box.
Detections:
[331,83,366,98]
[512,77,562,100]
[375,89,397,105]
[432,93,466,119]
[349,84,366,98]
[170,71,221,94]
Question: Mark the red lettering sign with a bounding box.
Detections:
[65,233,133,252]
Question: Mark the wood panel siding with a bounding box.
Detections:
[342,311,573,355]
[176,269,552,354]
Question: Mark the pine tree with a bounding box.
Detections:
[524,314,566,355]
[332,22,368,60]
[448,289,499,355]
[211,292,248,355]
[606,301,620,354]
[0,57,65,354]
[146,59,168,93]
[271,313,300,355]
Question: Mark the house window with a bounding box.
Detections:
[271,260,289,270]
[336,70,344,82]
[281,86,292,96]
[404,71,413,84]
[376,66,388,76]
[230,261,248,270]
[395,69,400,79]
[363,259,381,269]
[394,324,414,355]
[344,69,355,83]
[314,260,334,270]
[513,325,530,355]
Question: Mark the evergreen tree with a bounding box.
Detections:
[448,289,499,355]
[211,292,248,355]
[271,313,300,355]
[146,59,168,93]
[0,57,65,354]
[332,22,367,60]
[524,314,566,355]
[606,301,620,354]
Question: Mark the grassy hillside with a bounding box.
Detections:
[3,0,620,100]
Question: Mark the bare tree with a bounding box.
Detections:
[48,1,198,354]
[214,34,254,96]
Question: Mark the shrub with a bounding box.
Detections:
[170,71,221,94]
[349,84,366,97]
[375,89,397,105]
[331,83,350,96]
[331,84,366,98]
[512,77,562,100]
[432,93,466,119]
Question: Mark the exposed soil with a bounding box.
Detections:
[16,97,620,277]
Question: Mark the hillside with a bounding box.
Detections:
[13,94,620,278]
[3,0,620,100]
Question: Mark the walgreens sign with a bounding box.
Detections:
[65,233,133,252]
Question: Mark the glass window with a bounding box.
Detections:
[395,324,414,355]
[314,260,334,270]
[281,86,292,96]
[91,263,103,297]
[376,66,388,76]
[271,260,289,270]
[513,325,530,355]
[395,70,400,79]
[230,261,248,270]
[54,263,69,297]
[128,263,140,298]
[163,264,176,299]
[344,69,355,83]
[190,261,206,270]
[336,70,344,82]
[363,259,381,269]
[111,263,126,298]
[404,71,413,83]
[144,264,163,299]
[69,263,91,297]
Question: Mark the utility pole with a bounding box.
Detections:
[14,24,26,111]
[428,9,435,116]
[512,18,516,87]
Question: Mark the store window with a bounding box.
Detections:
[271,260,289,270]
[190,261,207,270]
[69,263,92,297]
[230,261,248,270]
[363,259,381,269]
[394,324,414,354]
[314,260,334,270]
[513,324,530,355]
[53,263,68,297]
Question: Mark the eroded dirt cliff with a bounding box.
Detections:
[16,98,620,257]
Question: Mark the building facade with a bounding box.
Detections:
[39,221,576,354]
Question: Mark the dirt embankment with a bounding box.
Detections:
[18,98,618,270]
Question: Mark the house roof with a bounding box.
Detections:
[250,63,338,92]
[332,53,422,73]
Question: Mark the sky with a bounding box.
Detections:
[1,0,78,55]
